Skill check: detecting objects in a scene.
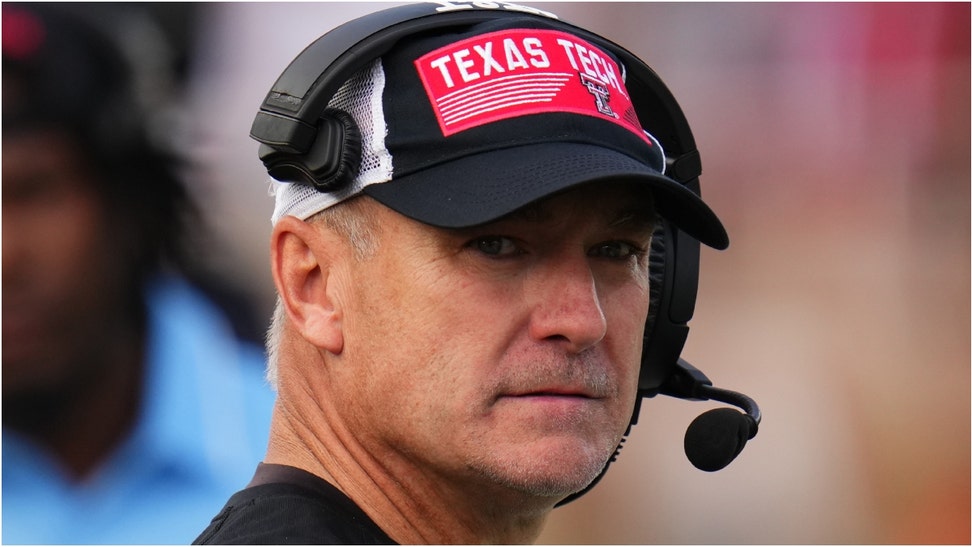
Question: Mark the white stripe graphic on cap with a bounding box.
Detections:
[437,72,572,103]
[444,96,556,125]
[435,72,571,128]
[440,79,568,110]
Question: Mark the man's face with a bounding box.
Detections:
[325,183,653,502]
[2,129,129,398]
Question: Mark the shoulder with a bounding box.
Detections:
[194,466,395,545]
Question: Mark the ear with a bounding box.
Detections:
[270,216,345,354]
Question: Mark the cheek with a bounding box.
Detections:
[8,190,116,311]
[604,282,651,381]
[2,188,127,391]
[338,261,488,427]
[336,302,488,471]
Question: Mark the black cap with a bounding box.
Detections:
[271,16,728,249]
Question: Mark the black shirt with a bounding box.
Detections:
[193,463,396,545]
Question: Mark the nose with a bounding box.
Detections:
[527,255,608,354]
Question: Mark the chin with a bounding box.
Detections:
[470,434,617,499]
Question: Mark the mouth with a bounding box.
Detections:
[493,388,606,426]
[503,387,601,400]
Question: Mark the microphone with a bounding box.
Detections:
[659,359,762,472]
[555,358,762,507]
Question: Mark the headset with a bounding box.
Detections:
[250,0,761,502]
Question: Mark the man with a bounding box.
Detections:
[2,4,274,543]
[195,2,730,544]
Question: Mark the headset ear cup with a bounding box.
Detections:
[309,108,361,191]
[645,220,667,342]
[262,107,362,191]
[637,216,700,403]
[638,220,671,399]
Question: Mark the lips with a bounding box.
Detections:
[490,354,615,403]
[494,387,606,424]
[503,384,605,400]
[515,389,590,397]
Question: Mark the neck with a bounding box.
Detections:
[3,335,144,480]
[266,355,554,544]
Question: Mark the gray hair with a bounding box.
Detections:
[264,196,380,388]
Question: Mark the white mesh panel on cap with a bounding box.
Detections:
[270,59,392,224]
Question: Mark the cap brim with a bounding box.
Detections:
[363,142,729,250]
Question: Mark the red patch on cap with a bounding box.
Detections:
[415,28,648,143]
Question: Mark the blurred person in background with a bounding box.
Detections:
[1,3,274,543]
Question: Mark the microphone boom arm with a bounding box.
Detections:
[660,358,761,438]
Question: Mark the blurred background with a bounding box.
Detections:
[6,1,970,544]
[184,3,970,542]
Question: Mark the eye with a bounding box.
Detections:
[468,235,521,257]
[589,241,644,260]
